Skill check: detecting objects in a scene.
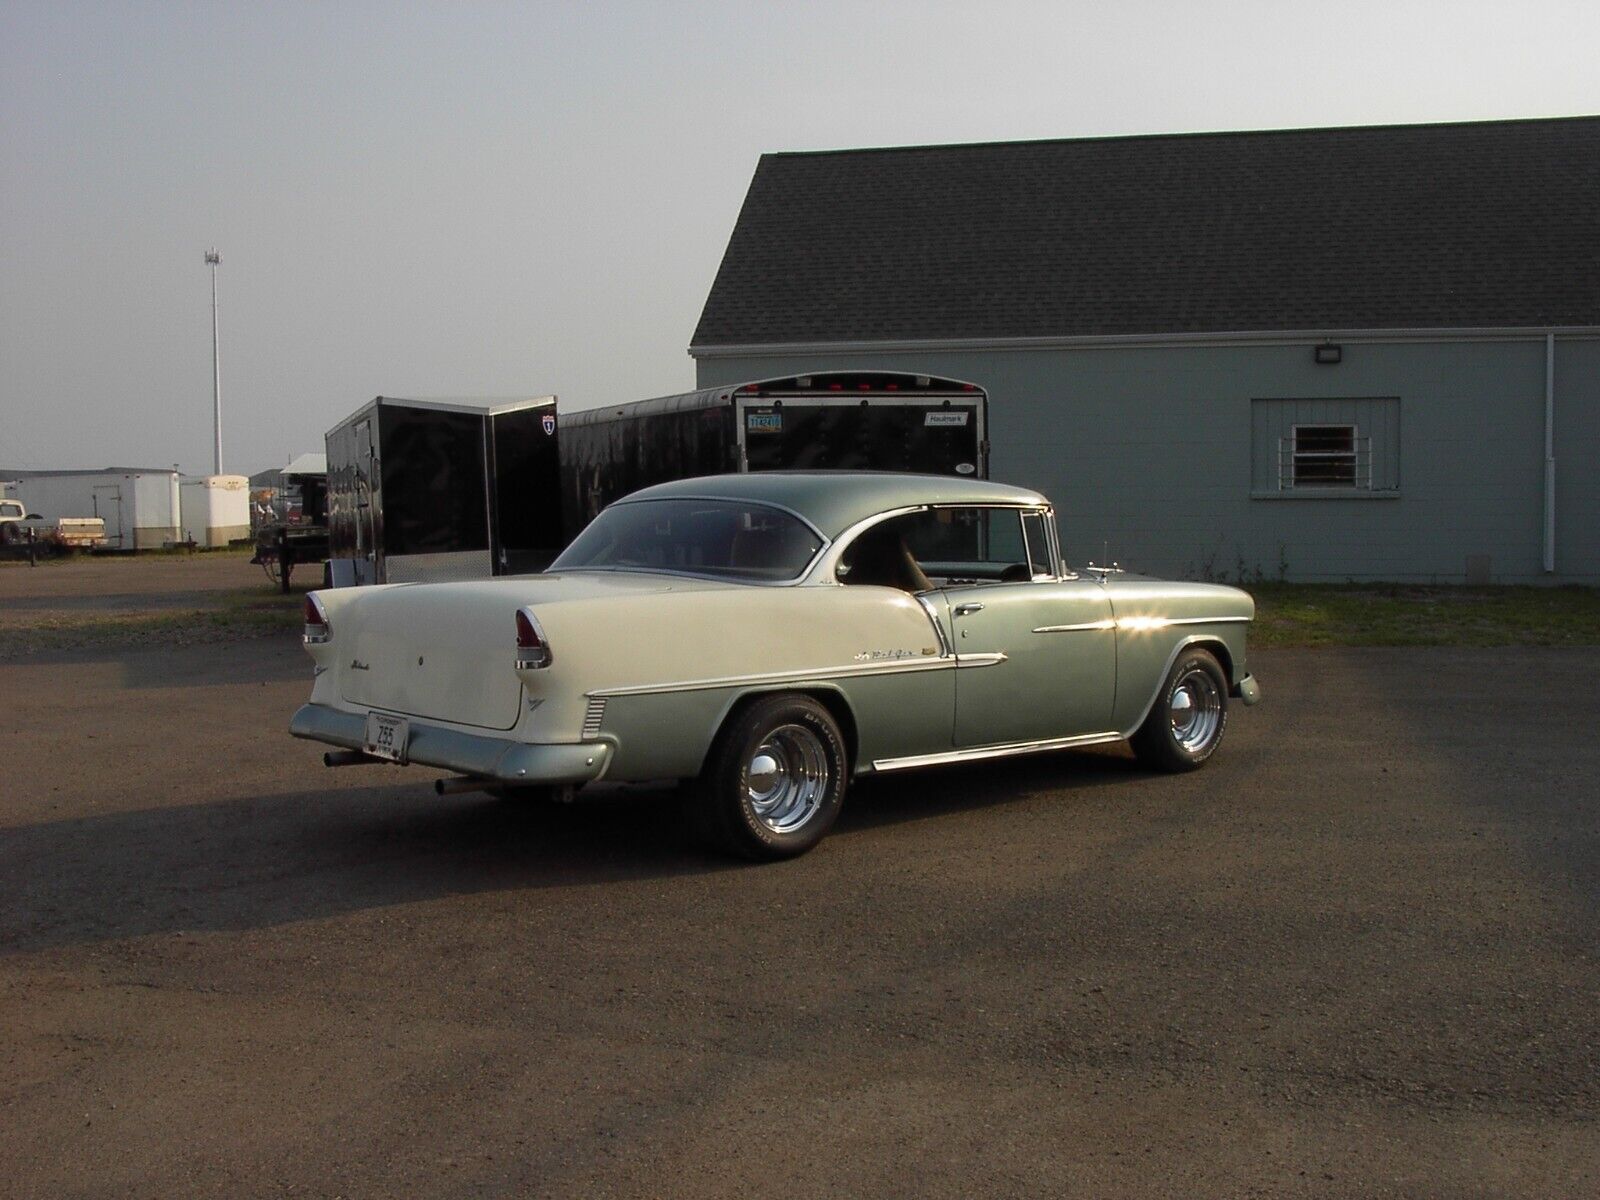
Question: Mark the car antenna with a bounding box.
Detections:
[1087,538,1123,581]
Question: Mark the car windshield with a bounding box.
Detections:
[551,498,824,581]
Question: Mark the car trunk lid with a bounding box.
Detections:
[333,572,723,730]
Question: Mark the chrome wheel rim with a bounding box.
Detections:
[1168,669,1222,754]
[744,724,830,834]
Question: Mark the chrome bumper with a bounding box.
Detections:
[1232,673,1262,706]
[289,703,611,784]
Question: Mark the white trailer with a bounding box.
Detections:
[14,469,182,550]
[180,474,250,548]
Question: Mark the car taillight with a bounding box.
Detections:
[304,594,330,644]
[515,608,552,669]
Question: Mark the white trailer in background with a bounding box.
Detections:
[180,474,250,547]
[14,469,182,550]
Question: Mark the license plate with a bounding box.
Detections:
[364,712,410,763]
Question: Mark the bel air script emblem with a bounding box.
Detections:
[853,648,923,662]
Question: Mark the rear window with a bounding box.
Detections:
[552,499,823,581]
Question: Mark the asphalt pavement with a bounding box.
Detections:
[2,634,1596,1198]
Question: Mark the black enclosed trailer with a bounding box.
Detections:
[325,396,561,585]
[560,371,988,529]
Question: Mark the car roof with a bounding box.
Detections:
[615,471,1049,539]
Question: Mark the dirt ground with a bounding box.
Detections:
[2,559,1596,1198]
[0,550,271,609]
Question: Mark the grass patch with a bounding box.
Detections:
[0,545,257,568]
[0,587,303,657]
[1249,584,1600,648]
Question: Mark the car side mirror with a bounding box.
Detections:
[26,513,41,520]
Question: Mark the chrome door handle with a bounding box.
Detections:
[953,602,985,617]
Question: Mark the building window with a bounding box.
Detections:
[1286,424,1367,489]
[1251,398,1397,497]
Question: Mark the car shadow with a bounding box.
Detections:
[1,781,722,955]
[838,743,1142,833]
[3,746,1149,956]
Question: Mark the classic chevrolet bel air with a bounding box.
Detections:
[292,472,1260,858]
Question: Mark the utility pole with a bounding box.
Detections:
[205,248,223,475]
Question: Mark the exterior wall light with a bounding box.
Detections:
[1314,343,1343,365]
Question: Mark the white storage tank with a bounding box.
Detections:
[181,474,251,548]
[15,468,182,550]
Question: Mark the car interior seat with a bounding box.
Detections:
[840,525,932,593]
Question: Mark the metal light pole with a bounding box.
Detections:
[205,248,223,475]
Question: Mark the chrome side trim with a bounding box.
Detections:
[872,730,1123,772]
[916,593,953,658]
[589,655,955,699]
[581,697,608,738]
[954,652,1008,669]
[1033,619,1117,634]
[1109,615,1253,632]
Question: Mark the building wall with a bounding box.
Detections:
[1554,338,1600,583]
[696,336,1597,583]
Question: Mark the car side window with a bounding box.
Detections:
[904,507,1047,584]
[1020,510,1057,578]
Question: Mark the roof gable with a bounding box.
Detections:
[691,117,1600,348]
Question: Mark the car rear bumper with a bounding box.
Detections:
[1232,673,1262,706]
[290,703,611,784]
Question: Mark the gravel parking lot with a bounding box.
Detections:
[2,564,1596,1197]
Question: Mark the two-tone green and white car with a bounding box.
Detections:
[292,472,1260,859]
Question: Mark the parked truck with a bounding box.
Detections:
[325,396,562,586]
[0,498,106,551]
[560,371,989,529]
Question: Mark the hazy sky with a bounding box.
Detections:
[2,1,1596,476]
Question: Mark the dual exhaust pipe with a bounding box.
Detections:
[321,750,488,794]
[323,747,572,801]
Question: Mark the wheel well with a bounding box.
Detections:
[795,688,859,772]
[1189,638,1234,682]
[716,687,860,774]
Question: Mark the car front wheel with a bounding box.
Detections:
[697,693,847,860]
[1132,648,1229,772]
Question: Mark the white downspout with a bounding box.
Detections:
[1543,334,1556,574]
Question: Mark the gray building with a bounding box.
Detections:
[689,117,1598,583]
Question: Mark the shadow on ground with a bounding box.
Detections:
[2,747,1141,954]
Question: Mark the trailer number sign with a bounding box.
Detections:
[924,411,970,427]
[746,411,783,434]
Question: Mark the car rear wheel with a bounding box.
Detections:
[696,693,847,860]
[1132,648,1229,772]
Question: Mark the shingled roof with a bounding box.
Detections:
[690,117,1600,349]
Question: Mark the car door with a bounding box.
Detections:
[907,504,1115,747]
[947,577,1116,746]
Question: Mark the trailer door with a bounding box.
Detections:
[92,485,124,547]
[487,404,563,574]
[737,396,985,477]
[353,418,379,583]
